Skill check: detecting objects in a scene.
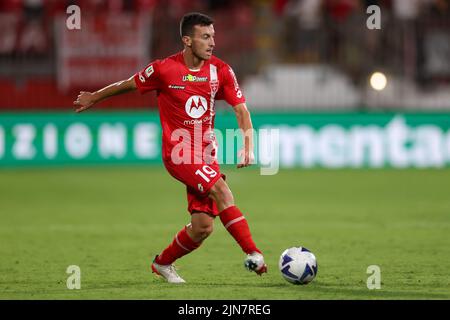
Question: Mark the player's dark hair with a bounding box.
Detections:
[180,12,214,37]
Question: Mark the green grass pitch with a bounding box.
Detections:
[0,166,449,299]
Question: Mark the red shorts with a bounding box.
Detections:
[163,160,225,216]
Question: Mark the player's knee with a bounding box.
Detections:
[192,223,214,240]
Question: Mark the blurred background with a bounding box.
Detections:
[0,0,449,168]
[0,0,449,110]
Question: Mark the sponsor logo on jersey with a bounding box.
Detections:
[185,95,208,119]
[228,67,243,98]
[145,65,154,77]
[228,67,239,90]
[168,84,185,90]
[183,116,211,126]
[182,74,208,82]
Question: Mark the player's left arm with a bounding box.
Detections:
[233,103,255,168]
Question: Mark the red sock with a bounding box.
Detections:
[219,206,261,255]
[155,226,201,265]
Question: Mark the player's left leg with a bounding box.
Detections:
[152,212,214,283]
[208,178,267,275]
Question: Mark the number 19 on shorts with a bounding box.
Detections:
[195,165,217,183]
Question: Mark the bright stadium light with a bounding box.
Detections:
[370,72,387,91]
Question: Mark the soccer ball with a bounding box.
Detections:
[279,247,318,285]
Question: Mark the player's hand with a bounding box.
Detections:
[74,91,96,113]
[237,147,255,169]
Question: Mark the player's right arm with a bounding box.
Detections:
[73,76,137,113]
[74,60,160,113]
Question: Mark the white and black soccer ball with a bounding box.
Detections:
[279,247,318,285]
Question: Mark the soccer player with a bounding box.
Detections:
[73,12,266,283]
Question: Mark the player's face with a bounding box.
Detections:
[190,25,215,60]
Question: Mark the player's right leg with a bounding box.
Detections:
[208,178,267,275]
[152,212,214,283]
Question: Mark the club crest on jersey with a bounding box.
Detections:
[182,74,208,82]
[185,95,208,119]
[209,64,219,96]
[210,80,219,95]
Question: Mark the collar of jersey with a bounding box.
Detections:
[178,51,209,73]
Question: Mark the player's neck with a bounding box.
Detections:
[182,49,205,71]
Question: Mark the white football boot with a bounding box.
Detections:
[244,252,268,275]
[151,256,186,284]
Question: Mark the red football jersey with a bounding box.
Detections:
[134,52,246,163]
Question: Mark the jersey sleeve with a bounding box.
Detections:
[216,64,246,107]
[133,60,161,94]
